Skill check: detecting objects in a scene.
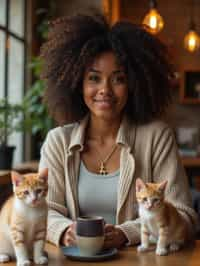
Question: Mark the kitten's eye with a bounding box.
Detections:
[36,188,42,194]
[23,190,29,195]
[154,198,159,202]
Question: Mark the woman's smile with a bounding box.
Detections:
[93,98,116,109]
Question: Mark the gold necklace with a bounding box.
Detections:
[95,144,118,175]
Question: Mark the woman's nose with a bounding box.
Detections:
[99,79,112,94]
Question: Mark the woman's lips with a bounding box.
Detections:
[94,99,114,108]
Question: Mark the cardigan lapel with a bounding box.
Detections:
[66,150,80,219]
[65,116,89,219]
[116,147,135,221]
[116,117,136,221]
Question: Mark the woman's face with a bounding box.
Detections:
[83,51,128,121]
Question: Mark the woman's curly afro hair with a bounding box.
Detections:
[40,13,174,125]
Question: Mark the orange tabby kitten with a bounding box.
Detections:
[0,169,48,266]
[136,178,188,256]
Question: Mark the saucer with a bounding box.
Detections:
[61,246,118,261]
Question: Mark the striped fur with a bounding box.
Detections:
[136,178,189,256]
[0,169,48,266]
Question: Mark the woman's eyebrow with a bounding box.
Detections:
[87,68,101,73]
[112,70,125,74]
[88,68,125,74]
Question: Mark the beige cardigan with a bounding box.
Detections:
[39,116,198,246]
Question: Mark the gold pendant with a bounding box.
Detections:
[99,162,108,175]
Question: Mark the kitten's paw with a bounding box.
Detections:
[137,245,150,252]
[17,259,31,266]
[0,254,10,262]
[169,243,181,252]
[34,255,48,265]
[156,247,168,256]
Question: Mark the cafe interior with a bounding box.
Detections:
[1,0,200,265]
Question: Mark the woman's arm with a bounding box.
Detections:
[104,220,141,248]
[39,129,73,246]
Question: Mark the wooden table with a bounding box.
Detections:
[1,241,200,266]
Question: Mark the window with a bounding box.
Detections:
[0,0,27,165]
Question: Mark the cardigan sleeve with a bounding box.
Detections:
[151,126,198,237]
[39,129,73,246]
[116,218,141,245]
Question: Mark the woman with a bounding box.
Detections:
[39,13,197,248]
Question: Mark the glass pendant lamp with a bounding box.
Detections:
[184,0,200,53]
[142,0,164,34]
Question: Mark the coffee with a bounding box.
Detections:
[76,216,105,256]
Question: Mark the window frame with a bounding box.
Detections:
[0,0,28,159]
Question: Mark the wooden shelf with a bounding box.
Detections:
[181,157,200,167]
[0,161,38,186]
[13,160,38,173]
[180,98,200,104]
[0,170,11,185]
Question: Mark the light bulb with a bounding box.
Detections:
[184,30,200,52]
[143,8,164,34]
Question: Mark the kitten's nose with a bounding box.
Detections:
[147,202,153,209]
[31,195,38,204]
[32,199,37,204]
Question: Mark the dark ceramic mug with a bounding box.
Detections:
[76,216,105,256]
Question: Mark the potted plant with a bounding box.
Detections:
[0,99,24,169]
[22,57,54,159]
[22,57,54,139]
[21,2,55,158]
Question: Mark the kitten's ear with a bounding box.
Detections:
[158,180,168,192]
[136,178,146,192]
[11,171,23,187]
[38,168,48,183]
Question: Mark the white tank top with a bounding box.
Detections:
[78,161,120,224]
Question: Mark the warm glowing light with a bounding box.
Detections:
[143,8,164,34]
[149,15,157,29]
[184,30,200,52]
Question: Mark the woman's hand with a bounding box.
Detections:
[60,222,77,246]
[103,224,128,249]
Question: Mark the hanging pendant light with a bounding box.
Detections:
[184,0,200,53]
[142,0,164,34]
[184,22,200,52]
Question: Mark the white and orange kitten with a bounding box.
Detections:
[0,169,48,266]
[136,178,188,256]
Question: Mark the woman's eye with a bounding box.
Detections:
[112,75,126,85]
[143,197,147,202]
[24,190,29,195]
[88,75,100,82]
